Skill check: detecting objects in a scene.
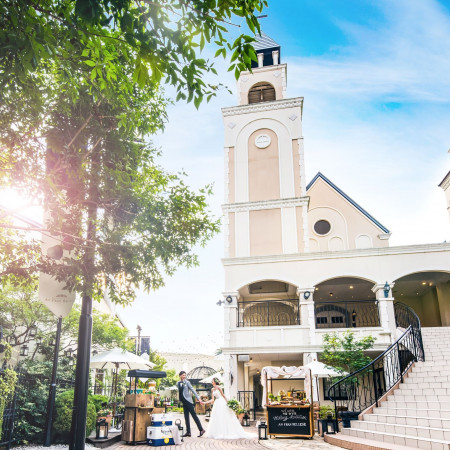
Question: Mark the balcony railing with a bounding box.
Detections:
[237,299,300,327]
[314,300,380,329]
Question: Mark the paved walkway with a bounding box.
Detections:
[109,413,342,450]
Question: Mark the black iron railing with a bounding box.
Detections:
[327,302,424,429]
[237,390,256,420]
[237,299,300,327]
[315,300,380,329]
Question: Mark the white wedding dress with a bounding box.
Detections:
[204,389,256,439]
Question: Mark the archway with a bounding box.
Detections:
[313,277,379,328]
[393,271,450,327]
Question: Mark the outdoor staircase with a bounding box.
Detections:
[325,327,450,450]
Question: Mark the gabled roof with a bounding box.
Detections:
[306,172,390,233]
[253,32,280,51]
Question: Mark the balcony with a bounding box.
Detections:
[237,299,300,327]
[314,300,380,329]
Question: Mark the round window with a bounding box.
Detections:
[314,220,331,235]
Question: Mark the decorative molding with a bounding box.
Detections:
[222,242,450,265]
[227,122,236,129]
[289,114,298,121]
[273,71,281,78]
[222,97,303,117]
[378,233,391,240]
[223,196,309,213]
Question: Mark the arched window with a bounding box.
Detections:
[248,82,276,104]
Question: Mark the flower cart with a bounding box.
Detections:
[122,369,166,444]
[261,365,315,438]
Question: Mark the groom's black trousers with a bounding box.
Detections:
[182,400,203,434]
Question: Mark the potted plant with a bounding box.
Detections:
[227,399,241,417]
[97,408,113,424]
[237,408,245,422]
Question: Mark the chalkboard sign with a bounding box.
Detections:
[267,406,313,437]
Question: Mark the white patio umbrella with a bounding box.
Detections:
[90,348,155,429]
[199,371,224,384]
[305,360,345,405]
[90,347,156,370]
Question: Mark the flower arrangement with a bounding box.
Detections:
[97,408,112,417]
[227,399,241,413]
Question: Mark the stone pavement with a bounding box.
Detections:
[109,413,342,450]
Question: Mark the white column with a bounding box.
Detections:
[223,292,239,347]
[272,50,279,65]
[297,287,316,345]
[257,53,264,68]
[372,282,396,337]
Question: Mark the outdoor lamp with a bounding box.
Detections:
[304,291,311,300]
[325,416,337,435]
[226,295,233,303]
[65,348,73,357]
[352,309,357,327]
[20,345,29,356]
[29,325,37,337]
[384,281,390,298]
[243,412,250,427]
[175,419,184,442]
[95,419,109,439]
[258,420,267,440]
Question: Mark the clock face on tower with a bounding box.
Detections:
[255,134,271,149]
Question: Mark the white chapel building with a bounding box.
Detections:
[219,33,450,408]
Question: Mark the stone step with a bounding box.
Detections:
[352,419,450,439]
[342,426,450,449]
[397,384,450,395]
[324,432,418,450]
[364,413,450,429]
[375,406,450,419]
[387,392,450,402]
[404,375,450,384]
[385,399,448,410]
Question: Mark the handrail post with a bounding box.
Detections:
[396,341,403,383]
[371,362,378,408]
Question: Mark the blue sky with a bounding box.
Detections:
[118,0,450,355]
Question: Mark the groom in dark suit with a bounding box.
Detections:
[177,371,205,437]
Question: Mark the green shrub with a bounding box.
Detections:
[54,390,96,440]
[319,405,335,419]
[89,394,109,412]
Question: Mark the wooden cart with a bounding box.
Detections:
[122,369,166,445]
[262,367,315,438]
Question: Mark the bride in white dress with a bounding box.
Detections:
[204,378,256,439]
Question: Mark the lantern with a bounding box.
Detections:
[175,418,184,442]
[96,419,109,439]
[325,416,337,435]
[258,420,267,440]
[243,412,250,427]
[20,345,29,356]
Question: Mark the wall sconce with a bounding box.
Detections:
[303,291,311,300]
[226,295,233,303]
[20,345,29,357]
[352,309,357,327]
[383,281,390,298]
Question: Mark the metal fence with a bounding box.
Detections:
[0,380,18,450]
[237,390,256,420]
[314,300,380,328]
[237,299,300,327]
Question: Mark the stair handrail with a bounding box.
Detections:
[327,302,424,429]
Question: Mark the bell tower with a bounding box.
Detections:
[222,33,308,258]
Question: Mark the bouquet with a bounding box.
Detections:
[227,399,240,413]
[97,408,112,417]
